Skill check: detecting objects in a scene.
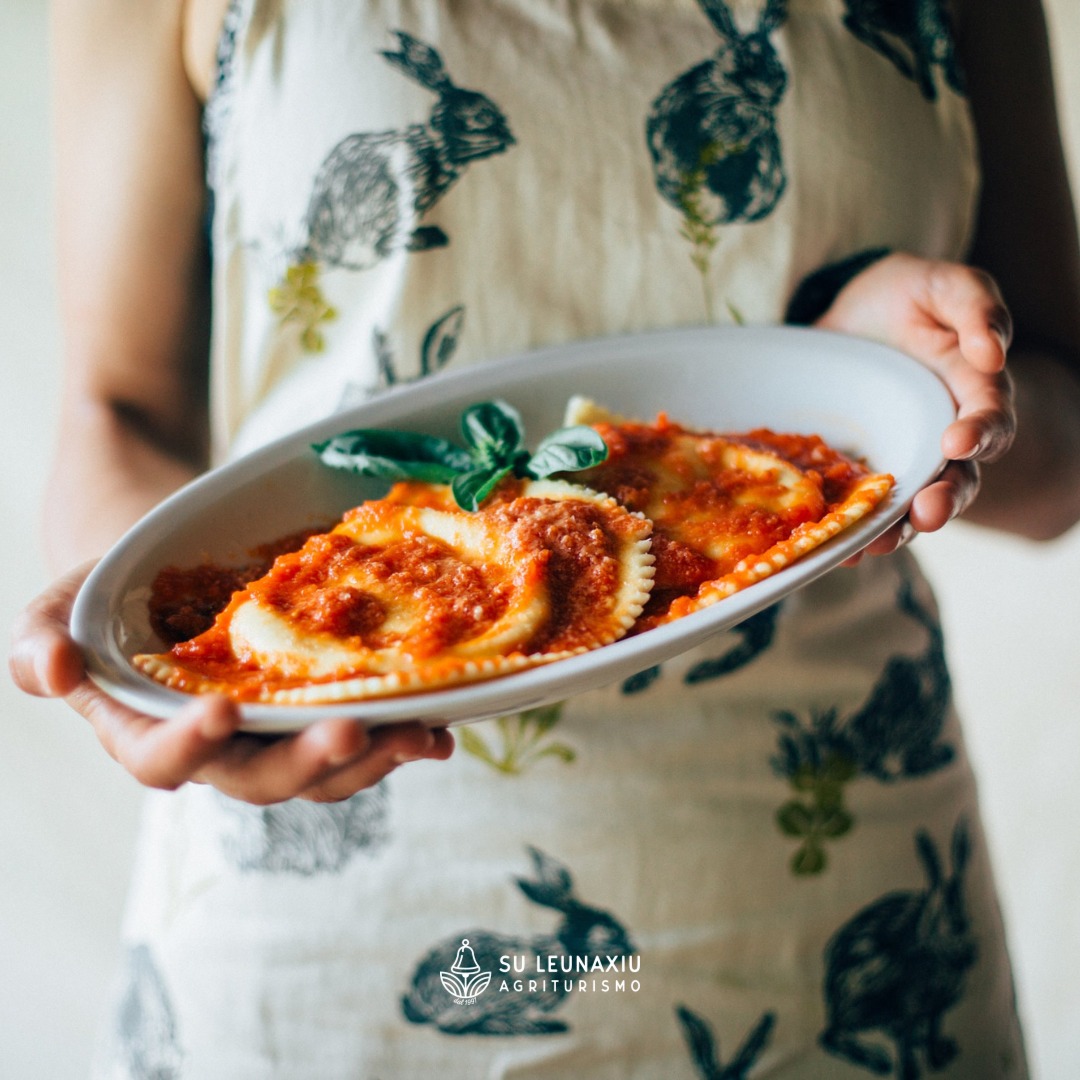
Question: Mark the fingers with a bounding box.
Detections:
[193,720,453,806]
[919,265,1017,466]
[191,716,374,804]
[860,463,979,556]
[927,263,1012,374]
[68,685,245,790]
[847,459,980,569]
[57,664,454,804]
[299,724,455,804]
[938,363,1016,465]
[205,720,453,805]
[849,519,917,563]
[9,560,98,697]
[908,460,981,534]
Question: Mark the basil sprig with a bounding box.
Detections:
[312,400,608,511]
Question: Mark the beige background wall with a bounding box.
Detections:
[1,2,1077,1076]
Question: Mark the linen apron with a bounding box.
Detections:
[94,1,1028,1076]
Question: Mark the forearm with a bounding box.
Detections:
[45,0,212,576]
[963,348,1080,540]
[43,395,204,574]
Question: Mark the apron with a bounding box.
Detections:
[94,1,1027,1076]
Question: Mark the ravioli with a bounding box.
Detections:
[133,480,654,704]
[564,398,894,629]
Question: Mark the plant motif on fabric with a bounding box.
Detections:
[674,140,744,321]
[771,568,955,876]
[841,0,965,102]
[773,710,857,876]
[374,304,465,389]
[458,704,576,775]
[676,1005,777,1080]
[401,846,634,1035]
[267,261,337,352]
[646,0,789,319]
[820,820,977,1078]
[271,31,514,352]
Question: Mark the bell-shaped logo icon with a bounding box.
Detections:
[440,938,491,1003]
[451,938,481,975]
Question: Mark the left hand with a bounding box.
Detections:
[816,251,1016,558]
[9,561,455,805]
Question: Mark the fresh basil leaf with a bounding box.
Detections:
[451,465,514,511]
[524,425,608,478]
[313,429,473,482]
[460,401,524,467]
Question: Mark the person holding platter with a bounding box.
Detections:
[10,0,1080,1074]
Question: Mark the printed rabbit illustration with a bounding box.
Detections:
[402,846,635,1035]
[684,602,781,684]
[646,0,789,226]
[214,785,389,875]
[844,575,954,781]
[623,603,781,694]
[771,569,957,874]
[820,820,977,1079]
[842,0,964,102]
[374,304,465,389]
[677,1005,776,1079]
[297,31,514,272]
[336,304,466,410]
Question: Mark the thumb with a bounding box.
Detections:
[9,560,97,697]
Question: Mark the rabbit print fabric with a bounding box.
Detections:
[96,1,1026,1077]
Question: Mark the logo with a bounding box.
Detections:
[439,939,492,1005]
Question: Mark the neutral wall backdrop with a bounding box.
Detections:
[1,2,1077,1077]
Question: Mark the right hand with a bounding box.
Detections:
[8,562,454,805]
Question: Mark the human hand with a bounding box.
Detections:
[816,252,1016,558]
[9,562,454,804]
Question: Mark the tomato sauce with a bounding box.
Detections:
[142,416,888,700]
[147,527,322,645]
[488,496,624,652]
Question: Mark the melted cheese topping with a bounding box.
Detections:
[134,481,654,703]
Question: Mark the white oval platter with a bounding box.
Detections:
[70,325,954,732]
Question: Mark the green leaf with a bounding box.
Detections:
[518,703,564,736]
[776,801,815,837]
[451,465,514,511]
[524,426,609,478]
[459,726,522,773]
[460,401,524,467]
[315,400,606,512]
[821,755,858,784]
[816,782,847,812]
[457,725,495,763]
[313,429,473,482]
[531,743,577,765]
[816,807,854,839]
[792,843,827,876]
